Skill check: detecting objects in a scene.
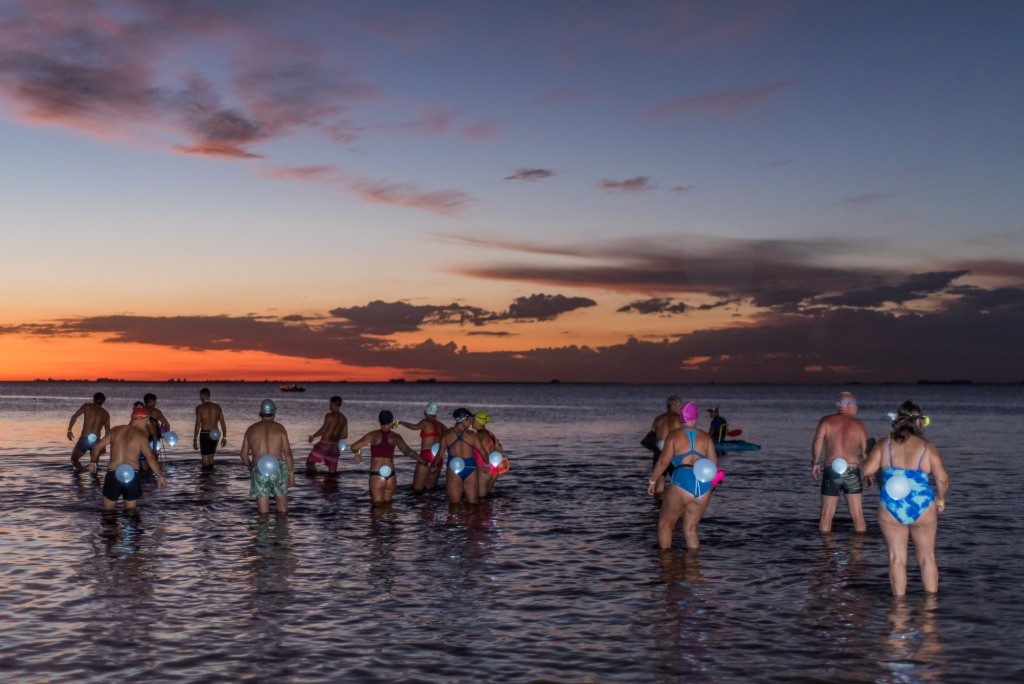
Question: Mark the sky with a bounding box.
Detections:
[1,0,1022,383]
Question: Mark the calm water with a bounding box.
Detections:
[1,382,1023,682]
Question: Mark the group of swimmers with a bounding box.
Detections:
[647,392,950,597]
[66,389,509,517]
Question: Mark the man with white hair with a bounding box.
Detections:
[811,392,870,533]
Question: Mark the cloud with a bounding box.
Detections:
[497,294,597,321]
[599,176,655,193]
[329,301,489,335]
[650,80,793,119]
[672,185,694,193]
[504,168,555,182]
[618,298,689,315]
[816,271,970,308]
[461,121,501,141]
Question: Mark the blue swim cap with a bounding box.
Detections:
[260,399,277,416]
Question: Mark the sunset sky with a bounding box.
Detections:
[1,0,1022,383]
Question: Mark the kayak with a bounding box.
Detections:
[714,439,761,453]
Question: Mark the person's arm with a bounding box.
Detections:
[142,441,167,490]
[350,432,374,464]
[193,406,202,451]
[67,405,86,440]
[396,418,424,431]
[861,439,883,479]
[239,431,253,471]
[928,444,949,513]
[218,411,227,446]
[858,426,873,487]
[811,420,826,479]
[309,415,329,443]
[491,432,504,453]
[647,435,675,495]
[102,414,111,440]
[339,416,348,441]
[88,432,113,474]
[155,409,170,431]
[282,430,295,486]
[392,433,426,464]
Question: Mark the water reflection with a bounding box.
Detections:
[652,549,719,677]
[880,595,946,682]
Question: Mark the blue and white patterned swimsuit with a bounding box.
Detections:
[879,439,934,524]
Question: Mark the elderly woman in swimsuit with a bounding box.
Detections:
[863,401,949,596]
[647,401,718,550]
[395,402,447,493]
[472,411,504,499]
[350,410,425,506]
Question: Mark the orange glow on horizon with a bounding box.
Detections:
[0,333,400,382]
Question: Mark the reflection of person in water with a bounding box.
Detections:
[883,595,946,681]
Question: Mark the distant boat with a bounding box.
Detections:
[279,384,305,392]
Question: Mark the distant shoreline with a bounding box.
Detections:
[4,378,1022,386]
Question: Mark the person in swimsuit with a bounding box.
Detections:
[306,395,350,474]
[88,406,167,511]
[395,402,447,493]
[472,411,505,499]
[707,406,728,444]
[239,399,295,516]
[646,395,682,496]
[193,387,227,470]
[349,410,424,506]
[862,401,949,596]
[67,392,111,472]
[648,401,718,549]
[438,407,488,505]
[811,391,870,533]
[141,393,170,472]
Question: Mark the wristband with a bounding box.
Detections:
[936,500,945,506]
[648,479,656,485]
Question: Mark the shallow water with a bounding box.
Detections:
[1,382,1023,682]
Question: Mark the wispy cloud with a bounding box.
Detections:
[840,192,895,206]
[649,80,793,119]
[599,176,655,193]
[618,298,689,315]
[504,168,555,182]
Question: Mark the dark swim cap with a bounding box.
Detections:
[378,410,394,425]
[260,399,277,416]
[453,407,473,422]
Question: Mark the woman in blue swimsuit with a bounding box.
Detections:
[648,401,719,550]
[439,407,488,505]
[863,401,949,596]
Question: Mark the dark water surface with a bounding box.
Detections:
[1,382,1023,682]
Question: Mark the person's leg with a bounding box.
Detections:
[846,493,867,533]
[463,471,480,504]
[257,495,270,515]
[71,448,86,472]
[910,507,939,593]
[274,494,288,514]
[412,462,429,492]
[102,496,118,512]
[447,467,464,504]
[681,494,713,549]
[657,488,685,549]
[819,495,839,532]
[477,469,494,498]
[384,475,397,504]
[878,507,911,596]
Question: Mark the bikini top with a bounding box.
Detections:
[420,418,441,439]
[370,430,396,459]
[671,429,704,468]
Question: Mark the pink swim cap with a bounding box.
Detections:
[680,401,699,423]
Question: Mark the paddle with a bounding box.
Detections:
[727,428,742,437]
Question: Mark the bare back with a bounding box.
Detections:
[319,411,348,442]
[813,414,868,465]
[243,420,291,459]
[82,404,110,436]
[104,425,155,471]
[653,410,681,441]
[196,401,224,431]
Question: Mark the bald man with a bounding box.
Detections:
[811,392,870,533]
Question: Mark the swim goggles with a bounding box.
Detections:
[887,412,930,427]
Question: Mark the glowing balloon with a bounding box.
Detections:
[154,441,163,452]
[164,431,178,447]
[831,457,848,475]
[488,451,503,468]
[115,463,135,484]
[208,429,221,442]
[86,433,98,445]
[378,465,393,478]
[656,439,665,451]
[885,474,911,500]
[431,443,440,458]
[449,457,465,474]
[693,458,716,483]
[257,455,279,477]
[338,441,348,452]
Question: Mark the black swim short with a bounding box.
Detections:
[102,470,143,502]
[199,430,219,456]
[821,465,863,496]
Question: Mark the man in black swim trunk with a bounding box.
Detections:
[811,392,870,533]
[89,406,167,511]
